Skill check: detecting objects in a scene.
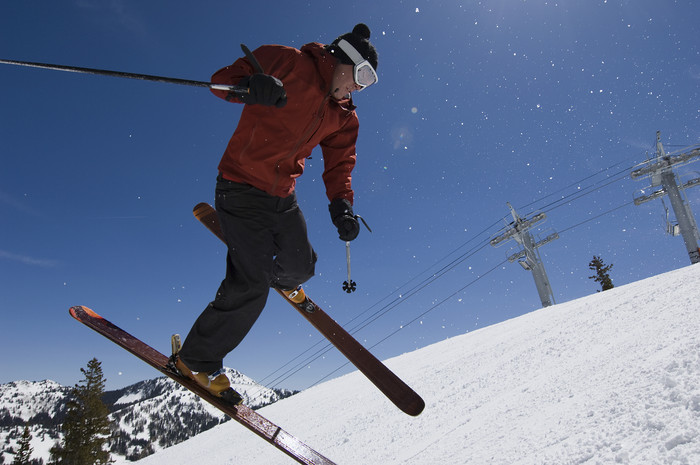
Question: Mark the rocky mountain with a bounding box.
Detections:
[0,369,297,464]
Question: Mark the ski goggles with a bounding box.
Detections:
[337,39,378,90]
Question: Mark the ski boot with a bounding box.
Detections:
[282,285,316,313]
[168,334,243,405]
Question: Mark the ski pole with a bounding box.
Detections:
[340,215,372,293]
[343,241,357,293]
[0,56,248,94]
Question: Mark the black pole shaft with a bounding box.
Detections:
[0,58,246,93]
[240,44,265,74]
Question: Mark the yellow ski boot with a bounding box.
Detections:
[283,285,316,313]
[170,334,243,405]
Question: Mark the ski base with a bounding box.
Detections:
[69,305,336,465]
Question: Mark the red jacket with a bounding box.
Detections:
[210,42,359,203]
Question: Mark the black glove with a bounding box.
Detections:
[329,198,360,241]
[238,74,287,108]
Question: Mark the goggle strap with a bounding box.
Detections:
[337,39,366,66]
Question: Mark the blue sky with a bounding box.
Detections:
[1,0,699,391]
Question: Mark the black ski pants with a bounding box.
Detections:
[179,178,317,373]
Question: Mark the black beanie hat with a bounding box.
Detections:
[327,23,378,71]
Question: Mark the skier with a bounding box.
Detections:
[175,24,379,400]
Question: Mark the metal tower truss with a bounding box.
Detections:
[631,131,700,264]
[490,203,559,307]
[506,231,561,264]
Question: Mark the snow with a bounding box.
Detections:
[129,264,700,465]
[0,379,67,420]
[114,391,145,405]
[0,380,68,464]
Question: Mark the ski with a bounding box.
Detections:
[193,202,425,417]
[69,305,336,465]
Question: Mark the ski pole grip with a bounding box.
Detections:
[210,83,249,94]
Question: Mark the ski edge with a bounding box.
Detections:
[68,305,337,465]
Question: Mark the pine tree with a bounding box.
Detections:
[12,425,33,465]
[49,358,113,465]
[588,255,614,291]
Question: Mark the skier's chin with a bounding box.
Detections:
[332,88,351,100]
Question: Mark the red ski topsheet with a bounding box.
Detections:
[69,305,336,465]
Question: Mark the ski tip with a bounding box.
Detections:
[69,305,101,321]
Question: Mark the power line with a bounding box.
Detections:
[306,257,508,389]
[535,167,633,215]
[257,221,501,388]
[558,200,635,235]
[518,156,640,213]
[259,239,495,389]
[246,141,697,397]
[259,152,657,390]
[301,198,638,390]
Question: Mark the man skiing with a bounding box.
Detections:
[175,24,379,401]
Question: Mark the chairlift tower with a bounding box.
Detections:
[631,131,700,264]
[490,203,559,307]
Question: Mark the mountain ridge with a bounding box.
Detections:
[0,368,297,463]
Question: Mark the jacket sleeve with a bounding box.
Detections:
[209,56,254,103]
[209,45,297,103]
[321,114,359,204]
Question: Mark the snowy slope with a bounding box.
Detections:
[132,264,700,465]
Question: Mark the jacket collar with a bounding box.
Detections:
[301,42,356,111]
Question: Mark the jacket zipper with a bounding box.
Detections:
[271,93,330,194]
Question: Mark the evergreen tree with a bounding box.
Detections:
[49,358,113,465]
[588,255,614,291]
[12,425,33,465]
